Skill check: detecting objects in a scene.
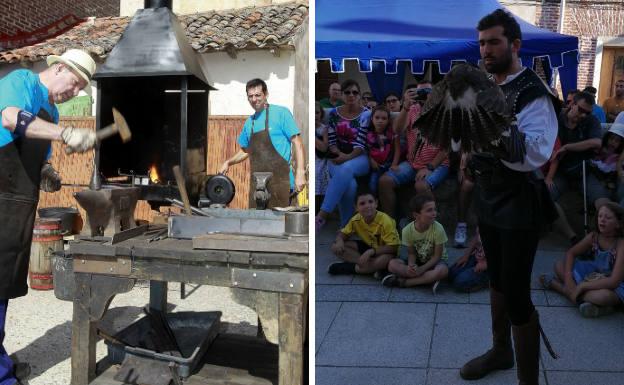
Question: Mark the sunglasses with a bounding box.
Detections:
[575,103,592,115]
[386,98,400,103]
[343,90,360,96]
[362,96,374,101]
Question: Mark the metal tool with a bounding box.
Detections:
[204,174,235,205]
[172,165,192,215]
[147,228,168,243]
[252,172,273,210]
[66,107,132,154]
[97,107,132,142]
[165,198,207,216]
[73,187,140,237]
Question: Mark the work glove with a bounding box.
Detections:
[40,163,62,192]
[61,127,96,154]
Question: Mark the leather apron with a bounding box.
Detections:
[0,110,51,299]
[247,105,291,208]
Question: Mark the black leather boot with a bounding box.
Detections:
[460,289,515,380]
[511,311,540,385]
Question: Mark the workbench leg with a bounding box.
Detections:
[149,280,168,312]
[278,293,304,385]
[71,274,97,385]
[71,274,135,385]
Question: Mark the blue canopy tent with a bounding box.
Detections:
[316,0,579,101]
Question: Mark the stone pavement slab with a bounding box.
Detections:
[538,306,624,371]
[429,303,495,368]
[316,302,435,367]
[469,289,548,306]
[546,370,624,385]
[543,290,575,307]
[426,368,548,385]
[389,284,470,304]
[531,250,565,289]
[315,302,341,353]
[316,367,426,385]
[316,284,391,302]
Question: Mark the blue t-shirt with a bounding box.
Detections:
[0,69,57,158]
[237,104,300,187]
[592,104,607,124]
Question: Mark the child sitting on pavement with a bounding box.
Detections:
[328,189,400,277]
[540,201,624,317]
[448,228,489,292]
[382,193,449,292]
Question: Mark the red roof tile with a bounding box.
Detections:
[0,2,308,64]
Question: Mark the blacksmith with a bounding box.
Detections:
[460,10,558,385]
[0,48,97,384]
[219,78,306,207]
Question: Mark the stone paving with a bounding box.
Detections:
[315,220,624,385]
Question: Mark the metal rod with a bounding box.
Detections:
[165,198,207,216]
[180,76,188,175]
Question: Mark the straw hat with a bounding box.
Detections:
[608,111,624,139]
[46,49,96,90]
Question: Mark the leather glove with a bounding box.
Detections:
[496,120,526,164]
[40,163,62,192]
[61,127,96,154]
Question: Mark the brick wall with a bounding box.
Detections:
[533,0,624,90]
[0,0,119,37]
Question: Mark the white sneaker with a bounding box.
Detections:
[454,222,467,247]
[432,280,440,295]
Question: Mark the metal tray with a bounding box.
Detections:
[105,311,221,378]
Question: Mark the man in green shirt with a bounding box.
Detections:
[319,81,344,109]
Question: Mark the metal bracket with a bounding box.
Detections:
[73,256,132,275]
[231,268,305,294]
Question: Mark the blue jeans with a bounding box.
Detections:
[321,154,370,227]
[368,164,391,194]
[0,300,15,385]
[384,161,449,189]
[448,254,489,292]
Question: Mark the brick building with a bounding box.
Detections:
[504,0,624,104]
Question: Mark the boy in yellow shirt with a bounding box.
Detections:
[328,190,400,276]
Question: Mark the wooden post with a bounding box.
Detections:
[71,273,98,385]
[149,280,168,312]
[278,292,304,385]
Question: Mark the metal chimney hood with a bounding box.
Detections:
[93,6,211,86]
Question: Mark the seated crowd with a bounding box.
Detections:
[315,79,624,318]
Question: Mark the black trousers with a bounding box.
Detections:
[479,222,540,325]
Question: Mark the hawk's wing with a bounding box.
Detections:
[415,64,512,155]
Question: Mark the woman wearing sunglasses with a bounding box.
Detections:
[316,79,372,231]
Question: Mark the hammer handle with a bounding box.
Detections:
[64,123,115,154]
[172,165,192,216]
[95,123,117,140]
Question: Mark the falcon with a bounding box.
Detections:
[414,63,526,162]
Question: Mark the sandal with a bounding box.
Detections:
[539,273,555,290]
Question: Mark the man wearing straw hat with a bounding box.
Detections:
[0,48,97,384]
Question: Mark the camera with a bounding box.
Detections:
[414,87,432,101]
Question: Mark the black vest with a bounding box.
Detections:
[499,67,561,119]
[473,68,558,229]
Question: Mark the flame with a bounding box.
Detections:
[149,165,160,184]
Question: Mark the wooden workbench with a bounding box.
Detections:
[67,232,308,385]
